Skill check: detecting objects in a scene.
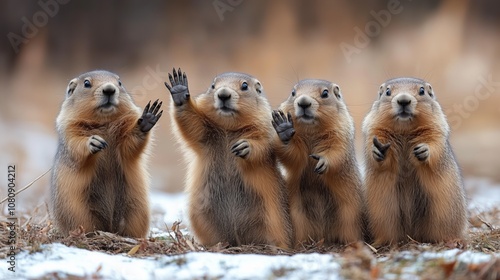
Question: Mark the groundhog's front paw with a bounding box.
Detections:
[271,110,295,144]
[413,143,429,161]
[138,99,163,133]
[373,137,391,162]
[310,154,328,174]
[164,68,190,106]
[88,135,107,154]
[231,139,250,159]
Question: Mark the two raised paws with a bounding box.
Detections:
[414,143,429,161]
[272,110,295,144]
[373,137,391,162]
[310,154,327,174]
[88,135,107,154]
[138,99,163,133]
[164,68,190,106]
[231,139,250,159]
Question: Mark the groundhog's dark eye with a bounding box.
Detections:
[211,83,215,90]
[385,88,391,96]
[291,89,296,97]
[419,87,425,96]
[241,82,248,91]
[84,80,91,88]
[118,80,122,87]
[321,89,329,99]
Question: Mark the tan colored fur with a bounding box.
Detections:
[275,80,363,247]
[51,70,153,238]
[362,77,467,246]
[169,71,291,248]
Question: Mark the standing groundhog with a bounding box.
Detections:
[272,79,363,246]
[165,68,291,248]
[362,77,467,246]
[50,70,162,238]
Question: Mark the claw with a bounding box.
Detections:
[373,137,390,162]
[143,101,151,114]
[310,155,326,174]
[173,68,179,84]
[177,68,183,84]
[279,110,286,121]
[153,101,162,115]
[183,73,188,87]
[151,99,159,111]
[271,120,278,131]
[309,154,320,160]
[373,137,390,153]
[164,81,171,91]
[168,73,175,86]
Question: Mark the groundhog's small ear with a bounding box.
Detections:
[255,82,263,94]
[427,84,435,99]
[378,85,384,98]
[333,85,341,99]
[66,79,77,96]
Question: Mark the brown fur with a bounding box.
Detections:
[167,70,292,248]
[362,77,467,246]
[50,70,157,238]
[274,79,363,247]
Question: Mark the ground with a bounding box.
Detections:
[1,179,500,280]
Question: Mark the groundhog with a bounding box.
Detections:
[50,70,162,238]
[165,68,292,248]
[362,77,467,246]
[272,79,363,247]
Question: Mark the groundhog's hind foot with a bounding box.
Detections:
[413,143,429,161]
[373,137,391,162]
[88,135,107,154]
[231,139,250,158]
[271,110,295,144]
[138,99,163,133]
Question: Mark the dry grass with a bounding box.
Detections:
[1,206,500,279]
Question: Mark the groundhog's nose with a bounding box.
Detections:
[397,97,411,107]
[102,84,116,96]
[298,100,312,109]
[217,91,231,102]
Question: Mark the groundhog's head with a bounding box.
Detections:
[63,70,135,117]
[370,77,444,127]
[280,79,346,126]
[197,72,270,127]
[363,77,450,136]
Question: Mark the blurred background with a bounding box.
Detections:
[0,0,499,210]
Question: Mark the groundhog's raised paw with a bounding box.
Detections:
[138,99,163,133]
[231,139,250,159]
[164,68,190,106]
[272,110,295,144]
[373,137,391,162]
[88,135,107,154]
[310,154,328,174]
[413,143,429,161]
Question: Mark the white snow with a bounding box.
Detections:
[3,243,342,280]
[150,191,188,226]
[465,177,500,210]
